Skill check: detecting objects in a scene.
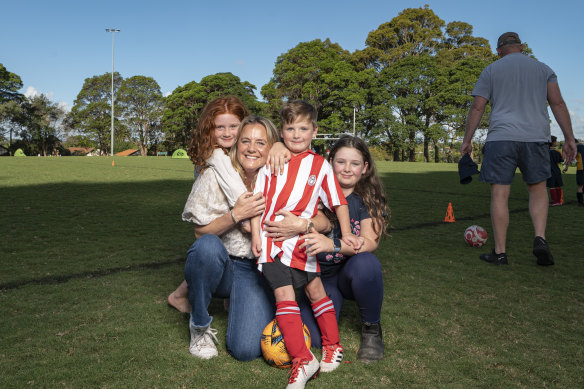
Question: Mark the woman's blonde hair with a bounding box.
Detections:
[229,116,279,187]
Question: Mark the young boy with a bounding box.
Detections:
[251,101,360,389]
[564,139,584,206]
[547,136,564,206]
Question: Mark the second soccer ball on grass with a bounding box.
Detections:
[464,225,488,247]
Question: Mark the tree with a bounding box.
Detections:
[118,76,163,156]
[0,63,23,103]
[67,72,124,155]
[352,7,446,160]
[8,94,66,156]
[161,72,260,151]
[378,55,442,161]
[433,22,495,161]
[354,8,494,162]
[0,64,24,147]
[355,5,444,70]
[262,39,364,134]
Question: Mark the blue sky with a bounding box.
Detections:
[2,0,583,138]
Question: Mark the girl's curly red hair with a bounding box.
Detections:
[187,96,248,169]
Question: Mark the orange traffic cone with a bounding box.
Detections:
[444,202,455,222]
[112,160,115,167]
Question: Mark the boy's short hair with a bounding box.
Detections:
[280,100,318,129]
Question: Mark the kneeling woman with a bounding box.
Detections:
[181,116,280,361]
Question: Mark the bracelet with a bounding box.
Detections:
[230,209,238,224]
[333,238,342,254]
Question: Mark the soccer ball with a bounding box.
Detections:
[464,225,488,247]
[260,319,311,369]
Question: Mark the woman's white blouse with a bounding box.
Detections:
[182,168,254,259]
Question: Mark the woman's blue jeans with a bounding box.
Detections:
[184,234,274,361]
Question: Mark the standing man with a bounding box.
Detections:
[461,32,576,266]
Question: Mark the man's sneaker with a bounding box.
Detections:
[479,249,508,265]
[287,352,319,389]
[320,343,343,373]
[533,236,554,266]
[189,325,218,359]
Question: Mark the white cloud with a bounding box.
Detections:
[58,101,71,113]
[164,91,172,97]
[24,86,56,101]
[23,86,70,112]
[24,86,40,98]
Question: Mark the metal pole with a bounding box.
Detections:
[353,107,356,136]
[106,28,120,156]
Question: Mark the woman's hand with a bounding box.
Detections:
[263,209,307,241]
[266,142,291,176]
[299,228,334,257]
[232,192,265,221]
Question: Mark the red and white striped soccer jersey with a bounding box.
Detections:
[254,150,347,272]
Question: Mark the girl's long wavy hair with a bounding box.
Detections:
[187,96,248,169]
[329,135,389,239]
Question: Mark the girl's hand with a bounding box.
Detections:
[239,219,251,233]
[266,142,291,176]
[356,236,365,252]
[252,234,262,258]
[263,209,305,241]
[299,228,333,257]
[232,192,264,221]
[342,233,362,253]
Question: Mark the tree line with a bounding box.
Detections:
[2,6,506,160]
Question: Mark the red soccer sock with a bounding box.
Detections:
[312,296,340,346]
[275,301,312,361]
[549,188,558,204]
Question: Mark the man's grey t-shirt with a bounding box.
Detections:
[472,52,557,143]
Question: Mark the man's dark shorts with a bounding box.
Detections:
[577,170,584,186]
[480,141,550,185]
[262,256,319,290]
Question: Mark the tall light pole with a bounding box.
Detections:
[353,107,356,136]
[105,28,120,156]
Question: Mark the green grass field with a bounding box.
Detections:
[1,156,582,388]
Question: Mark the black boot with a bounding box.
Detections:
[357,322,384,362]
[578,192,584,207]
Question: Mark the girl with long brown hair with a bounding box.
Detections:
[298,135,389,362]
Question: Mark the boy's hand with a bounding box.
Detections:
[342,233,362,252]
[252,235,262,258]
[266,141,291,176]
[299,228,331,257]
